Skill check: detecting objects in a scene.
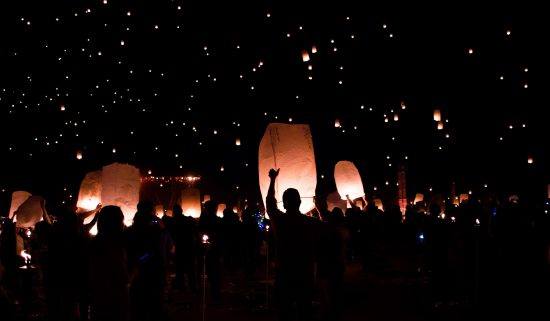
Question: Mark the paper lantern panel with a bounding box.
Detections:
[334,160,365,201]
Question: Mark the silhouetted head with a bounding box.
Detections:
[173,204,183,217]
[282,188,301,213]
[134,201,155,226]
[332,207,344,219]
[97,206,124,238]
[201,200,219,220]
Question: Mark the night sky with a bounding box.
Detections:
[0,1,546,211]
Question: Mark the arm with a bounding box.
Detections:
[346,195,360,210]
[266,168,281,219]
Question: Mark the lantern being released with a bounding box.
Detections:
[101,163,141,226]
[334,161,365,201]
[14,196,48,229]
[76,170,102,213]
[258,123,318,213]
[181,188,201,218]
[8,191,32,219]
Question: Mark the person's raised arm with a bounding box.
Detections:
[346,194,359,210]
[266,168,280,218]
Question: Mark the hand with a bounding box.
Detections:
[268,168,280,179]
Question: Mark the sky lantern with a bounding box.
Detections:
[154,205,165,218]
[334,119,341,128]
[76,150,83,160]
[334,160,365,201]
[258,123,317,213]
[181,187,201,218]
[437,121,444,130]
[14,196,48,228]
[414,193,424,204]
[76,170,102,213]
[527,156,534,164]
[433,109,442,122]
[302,50,310,62]
[373,198,384,211]
[101,162,141,226]
[217,203,226,217]
[311,46,317,54]
[8,191,32,219]
[459,193,469,203]
[235,138,241,146]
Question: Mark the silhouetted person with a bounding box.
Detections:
[241,207,261,282]
[172,204,198,292]
[198,201,223,303]
[318,202,348,321]
[266,169,319,321]
[127,201,170,321]
[88,206,129,321]
[47,208,87,321]
[222,208,240,272]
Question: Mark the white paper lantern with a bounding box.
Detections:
[76,170,102,213]
[302,51,310,62]
[217,203,226,218]
[258,123,317,213]
[14,196,47,228]
[101,163,141,226]
[181,188,201,218]
[8,191,32,219]
[334,160,365,200]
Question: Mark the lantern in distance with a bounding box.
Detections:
[101,163,141,226]
[181,188,201,218]
[76,151,83,160]
[311,46,317,54]
[76,170,102,214]
[527,156,534,164]
[8,191,32,219]
[459,193,469,204]
[334,161,365,201]
[302,50,310,62]
[413,193,424,204]
[155,205,164,218]
[437,121,444,130]
[258,123,317,213]
[334,119,341,128]
[217,203,226,218]
[235,138,241,146]
[433,109,442,122]
[373,198,384,211]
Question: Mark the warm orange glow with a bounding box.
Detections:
[334,161,365,200]
[302,51,310,62]
[433,109,442,122]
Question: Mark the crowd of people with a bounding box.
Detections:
[1,169,549,321]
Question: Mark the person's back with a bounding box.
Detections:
[88,206,129,321]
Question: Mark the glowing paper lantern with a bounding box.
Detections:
[334,119,341,128]
[433,109,442,122]
[14,196,48,228]
[76,171,102,213]
[203,194,211,203]
[334,161,365,200]
[180,188,201,218]
[76,151,83,160]
[311,46,317,54]
[258,123,317,213]
[302,51,310,62]
[217,203,226,218]
[8,191,32,219]
[101,163,141,226]
[459,193,469,203]
[414,193,424,204]
[437,121,444,130]
[373,198,384,211]
[235,138,241,146]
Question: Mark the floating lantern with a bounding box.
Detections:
[393,114,399,122]
[181,188,201,218]
[76,151,83,160]
[235,138,241,146]
[203,194,211,203]
[76,170,102,214]
[14,196,48,229]
[334,161,365,201]
[217,203,226,218]
[433,109,442,122]
[311,46,317,54]
[414,193,424,204]
[527,156,534,164]
[459,193,469,203]
[258,123,317,213]
[437,121,444,130]
[155,205,164,218]
[8,191,32,219]
[302,51,310,62]
[373,198,384,211]
[101,163,141,226]
[334,119,341,128]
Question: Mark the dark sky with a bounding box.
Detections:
[0,1,546,210]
